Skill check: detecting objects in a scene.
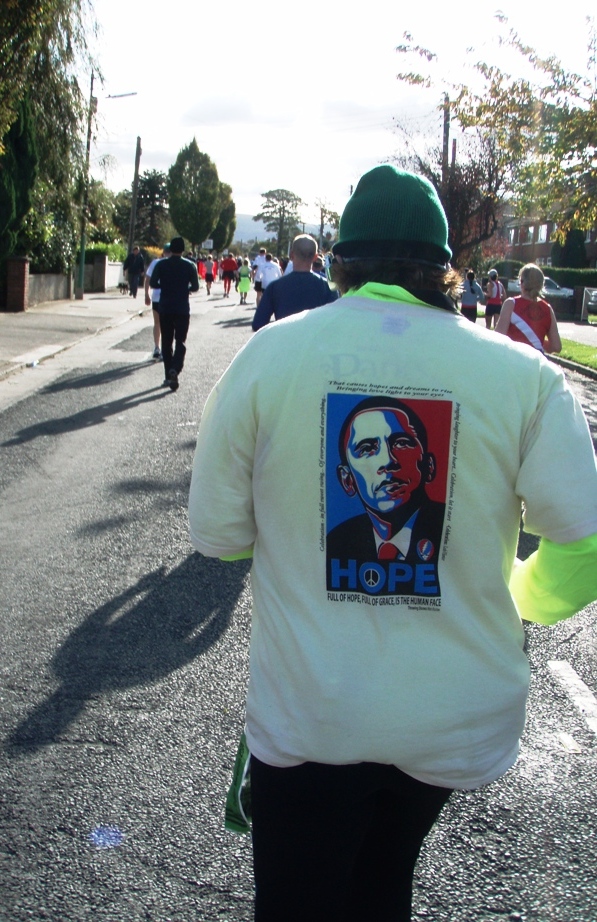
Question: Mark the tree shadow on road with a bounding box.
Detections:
[1,385,169,446]
[42,361,157,393]
[6,553,250,755]
[214,317,254,328]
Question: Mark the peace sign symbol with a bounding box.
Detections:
[363,568,382,588]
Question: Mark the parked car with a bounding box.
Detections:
[507,276,574,298]
[585,288,597,314]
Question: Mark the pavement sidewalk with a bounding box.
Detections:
[1,291,596,385]
[0,291,151,381]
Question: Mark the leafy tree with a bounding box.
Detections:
[0,1,94,155]
[391,128,506,267]
[211,183,236,252]
[396,16,597,234]
[19,180,77,273]
[86,179,120,244]
[112,189,133,241]
[551,229,588,269]
[167,138,221,249]
[254,189,304,256]
[314,199,340,249]
[135,170,169,246]
[0,96,38,264]
[1,1,97,274]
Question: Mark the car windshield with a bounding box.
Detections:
[544,278,562,291]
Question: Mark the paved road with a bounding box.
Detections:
[1,284,596,921]
[558,320,597,347]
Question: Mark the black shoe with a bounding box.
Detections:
[168,369,179,391]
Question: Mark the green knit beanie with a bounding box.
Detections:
[333,164,452,265]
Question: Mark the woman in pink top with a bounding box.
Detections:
[496,263,562,354]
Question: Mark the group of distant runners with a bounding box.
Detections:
[193,245,330,308]
[124,229,562,401]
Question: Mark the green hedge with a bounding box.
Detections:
[543,267,597,289]
[491,259,524,278]
[494,260,597,288]
[77,242,127,264]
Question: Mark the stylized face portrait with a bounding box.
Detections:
[338,407,434,514]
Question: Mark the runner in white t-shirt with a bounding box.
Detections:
[144,243,171,359]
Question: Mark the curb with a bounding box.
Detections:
[548,354,597,382]
[0,307,148,383]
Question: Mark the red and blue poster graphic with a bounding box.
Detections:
[325,394,452,599]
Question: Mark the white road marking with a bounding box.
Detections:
[548,660,597,734]
[556,731,582,753]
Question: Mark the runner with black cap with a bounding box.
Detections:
[149,236,199,391]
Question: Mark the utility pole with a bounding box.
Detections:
[75,73,96,300]
[74,84,137,300]
[127,136,142,254]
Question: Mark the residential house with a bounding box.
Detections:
[505,220,597,268]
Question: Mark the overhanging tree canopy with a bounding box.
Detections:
[396,16,597,234]
[0,0,93,151]
[1,0,97,273]
[0,96,38,262]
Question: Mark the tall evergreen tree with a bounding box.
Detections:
[211,183,236,252]
[167,139,221,249]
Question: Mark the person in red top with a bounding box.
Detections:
[221,253,239,296]
[496,263,562,354]
[484,268,505,329]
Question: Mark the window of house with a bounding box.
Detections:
[537,224,548,243]
[585,229,592,243]
[524,226,534,244]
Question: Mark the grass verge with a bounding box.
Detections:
[559,339,597,371]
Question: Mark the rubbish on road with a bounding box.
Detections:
[89,825,124,848]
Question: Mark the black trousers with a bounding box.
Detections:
[460,306,478,323]
[159,310,189,376]
[250,756,452,922]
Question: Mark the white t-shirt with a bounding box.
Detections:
[189,286,597,789]
[257,261,282,288]
[146,258,163,303]
[252,254,267,274]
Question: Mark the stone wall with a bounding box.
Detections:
[28,271,72,307]
[1,255,125,311]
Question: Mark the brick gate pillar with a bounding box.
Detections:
[5,256,29,312]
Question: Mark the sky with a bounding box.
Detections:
[88,0,596,228]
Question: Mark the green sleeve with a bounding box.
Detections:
[509,533,597,625]
[219,547,254,562]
